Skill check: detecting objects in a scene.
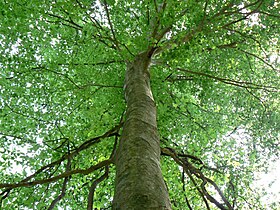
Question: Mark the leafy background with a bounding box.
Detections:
[0,0,279,209]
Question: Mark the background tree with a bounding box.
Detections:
[0,0,279,209]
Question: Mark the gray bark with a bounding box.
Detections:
[113,51,171,209]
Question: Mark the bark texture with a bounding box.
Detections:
[113,52,171,209]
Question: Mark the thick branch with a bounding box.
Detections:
[161,148,211,210]
[47,158,71,210]
[0,159,111,189]
[154,23,204,56]
[87,166,109,210]
[161,147,233,210]
[0,123,122,193]
[57,60,125,66]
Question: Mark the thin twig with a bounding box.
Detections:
[103,0,120,51]
[175,67,279,92]
[238,48,279,72]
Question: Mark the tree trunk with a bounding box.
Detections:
[113,51,171,209]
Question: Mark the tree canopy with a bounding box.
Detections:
[0,0,279,209]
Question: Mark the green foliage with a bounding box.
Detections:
[1,0,279,209]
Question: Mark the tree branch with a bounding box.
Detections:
[103,0,120,51]
[161,148,211,210]
[0,159,111,189]
[57,59,125,66]
[47,13,83,30]
[46,9,117,51]
[259,11,280,18]
[175,67,279,92]
[211,0,261,19]
[0,123,122,196]
[153,23,204,56]
[47,157,71,210]
[238,48,279,72]
[161,147,233,210]
[87,166,109,210]
[181,168,193,210]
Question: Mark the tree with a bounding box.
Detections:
[0,0,279,209]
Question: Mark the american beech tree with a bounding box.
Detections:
[0,0,279,209]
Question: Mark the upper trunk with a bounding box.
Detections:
[113,52,171,209]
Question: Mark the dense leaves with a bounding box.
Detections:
[0,0,279,209]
